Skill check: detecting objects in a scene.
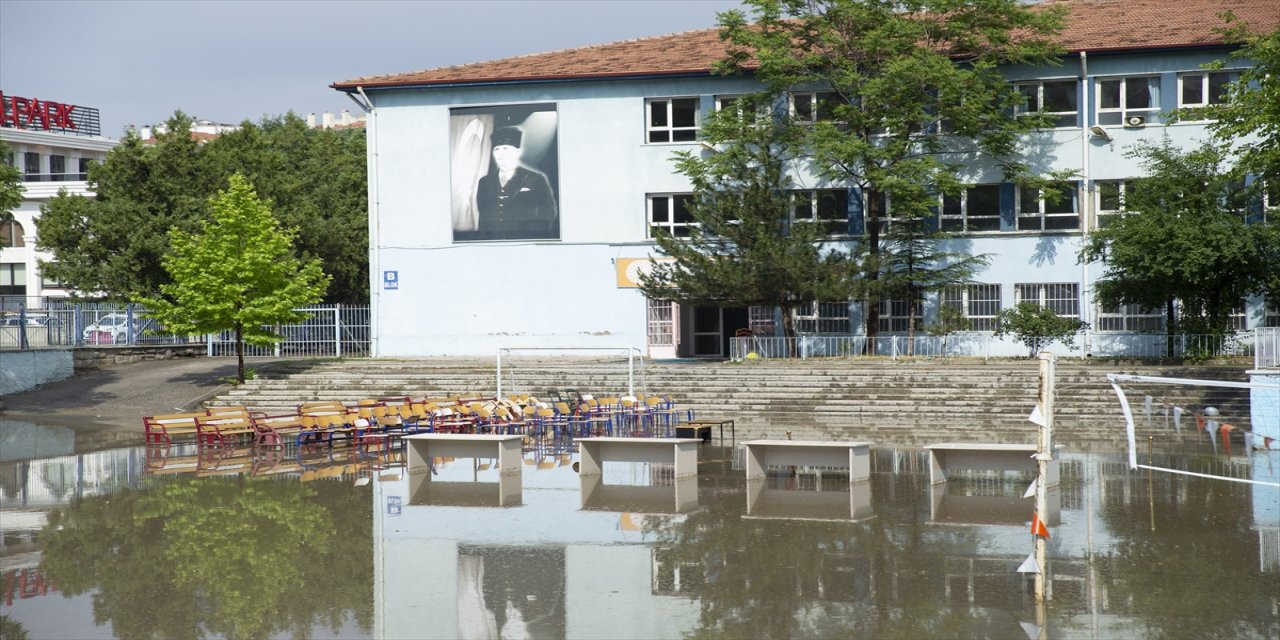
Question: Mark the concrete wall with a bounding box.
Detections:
[0,350,74,396]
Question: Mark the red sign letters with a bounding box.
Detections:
[0,92,79,131]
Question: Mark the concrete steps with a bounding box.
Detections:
[209,357,1253,447]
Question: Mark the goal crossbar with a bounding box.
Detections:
[497,347,643,399]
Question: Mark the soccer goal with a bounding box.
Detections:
[1106,372,1280,487]
[496,347,645,400]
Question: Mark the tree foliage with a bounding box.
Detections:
[138,174,329,382]
[0,140,23,223]
[993,301,1086,356]
[1079,139,1279,334]
[880,214,989,351]
[36,111,368,302]
[716,0,1069,349]
[638,93,861,341]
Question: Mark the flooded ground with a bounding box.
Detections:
[1,424,1278,639]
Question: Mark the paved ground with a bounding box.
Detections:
[0,356,299,433]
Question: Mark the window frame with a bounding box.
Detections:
[789,189,849,236]
[647,193,697,238]
[1016,182,1079,231]
[942,284,1002,331]
[0,220,24,247]
[792,301,850,335]
[646,97,701,144]
[1096,75,1161,126]
[647,299,675,346]
[789,91,840,124]
[1178,70,1239,110]
[877,296,921,334]
[1095,179,1139,227]
[940,184,1002,233]
[1015,283,1080,319]
[1095,303,1164,332]
[1014,78,1079,128]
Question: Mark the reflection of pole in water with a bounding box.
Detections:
[1147,435,1156,533]
[1034,351,1055,604]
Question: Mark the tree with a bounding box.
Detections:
[879,213,989,353]
[923,302,970,357]
[0,140,22,223]
[138,174,329,382]
[717,0,1069,353]
[1079,138,1279,335]
[36,111,369,303]
[993,302,1086,356]
[638,92,862,347]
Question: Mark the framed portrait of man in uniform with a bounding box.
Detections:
[449,103,560,242]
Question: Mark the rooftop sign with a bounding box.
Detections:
[1,91,101,137]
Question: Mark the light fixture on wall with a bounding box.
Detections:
[1088,125,1112,142]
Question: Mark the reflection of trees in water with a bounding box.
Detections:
[654,473,1018,638]
[1097,470,1280,640]
[38,475,373,638]
[39,460,74,500]
[458,546,565,639]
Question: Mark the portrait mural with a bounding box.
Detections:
[450,103,560,241]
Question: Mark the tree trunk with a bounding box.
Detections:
[864,186,882,356]
[906,296,917,357]
[780,301,798,358]
[235,322,245,384]
[1165,298,1177,357]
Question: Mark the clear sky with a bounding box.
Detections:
[0,0,744,138]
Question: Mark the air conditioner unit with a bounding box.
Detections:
[1124,115,1146,128]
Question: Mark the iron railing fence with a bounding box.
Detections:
[1257,327,1280,369]
[1,303,370,357]
[730,330,1260,361]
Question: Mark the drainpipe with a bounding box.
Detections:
[355,86,380,357]
[1079,51,1092,359]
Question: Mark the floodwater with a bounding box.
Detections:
[2,423,1278,640]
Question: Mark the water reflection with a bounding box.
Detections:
[2,436,1278,639]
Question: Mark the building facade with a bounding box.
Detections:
[333,0,1279,358]
[1,92,117,309]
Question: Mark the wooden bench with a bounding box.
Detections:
[743,440,873,483]
[924,443,1064,486]
[143,412,205,445]
[577,437,701,480]
[195,414,256,447]
[253,413,308,447]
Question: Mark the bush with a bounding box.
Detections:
[994,303,1088,357]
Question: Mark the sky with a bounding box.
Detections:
[0,0,744,138]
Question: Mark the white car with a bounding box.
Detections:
[83,313,132,343]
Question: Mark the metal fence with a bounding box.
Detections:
[730,330,1261,361]
[1258,327,1280,369]
[0,303,370,357]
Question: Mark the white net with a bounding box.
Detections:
[1107,373,1280,487]
[496,347,645,402]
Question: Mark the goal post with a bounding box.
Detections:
[1106,372,1280,487]
[496,347,644,400]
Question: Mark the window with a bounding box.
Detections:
[942,284,1002,331]
[1096,304,1163,332]
[791,189,848,235]
[1228,301,1247,332]
[1264,180,1277,223]
[748,305,777,336]
[49,154,66,182]
[1179,71,1238,108]
[1017,183,1079,231]
[647,299,674,346]
[790,91,840,124]
[1015,79,1078,127]
[647,98,699,143]
[0,220,23,247]
[1095,179,1138,227]
[648,194,696,237]
[77,157,92,180]
[1265,298,1280,328]
[878,297,920,333]
[1015,283,1079,318]
[940,185,1001,232]
[1097,76,1160,125]
[23,152,40,181]
[0,263,26,296]
[793,301,849,334]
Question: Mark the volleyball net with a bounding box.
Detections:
[1106,372,1280,487]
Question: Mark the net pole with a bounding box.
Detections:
[1035,351,1055,602]
[496,349,503,399]
[1106,374,1140,469]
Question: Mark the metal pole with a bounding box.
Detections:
[1035,350,1056,602]
[495,349,503,399]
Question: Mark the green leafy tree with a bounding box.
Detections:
[923,302,970,357]
[139,174,330,382]
[37,114,213,299]
[0,140,23,224]
[880,214,989,353]
[717,0,1070,353]
[994,301,1086,356]
[1177,16,1280,183]
[36,111,369,303]
[638,93,861,348]
[1079,139,1279,335]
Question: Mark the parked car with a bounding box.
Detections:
[1,313,58,327]
[82,313,158,344]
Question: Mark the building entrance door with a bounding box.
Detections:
[691,306,722,357]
